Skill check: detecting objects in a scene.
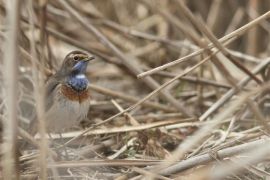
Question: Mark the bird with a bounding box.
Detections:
[30,50,94,134]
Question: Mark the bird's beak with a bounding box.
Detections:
[72,56,94,72]
[83,56,95,62]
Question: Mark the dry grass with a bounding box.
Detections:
[1,0,270,179]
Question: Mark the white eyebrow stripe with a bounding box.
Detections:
[75,74,86,79]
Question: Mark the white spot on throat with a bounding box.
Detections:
[75,74,86,79]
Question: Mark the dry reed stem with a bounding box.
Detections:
[152,85,264,174]
[138,9,270,78]
[2,0,20,179]
[27,1,49,178]
[1,1,270,179]
[160,138,270,175]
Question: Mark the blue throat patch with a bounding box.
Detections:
[67,74,89,91]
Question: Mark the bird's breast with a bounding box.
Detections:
[44,83,91,132]
[60,84,90,103]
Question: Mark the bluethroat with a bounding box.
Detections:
[30,50,94,134]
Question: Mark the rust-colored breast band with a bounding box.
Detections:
[60,84,90,103]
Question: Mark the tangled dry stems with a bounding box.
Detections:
[1,0,270,179]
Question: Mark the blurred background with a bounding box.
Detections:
[1,0,270,179]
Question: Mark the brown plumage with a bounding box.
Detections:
[60,84,90,103]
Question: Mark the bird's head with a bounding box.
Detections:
[59,50,95,76]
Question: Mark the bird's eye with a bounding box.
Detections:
[73,55,79,61]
